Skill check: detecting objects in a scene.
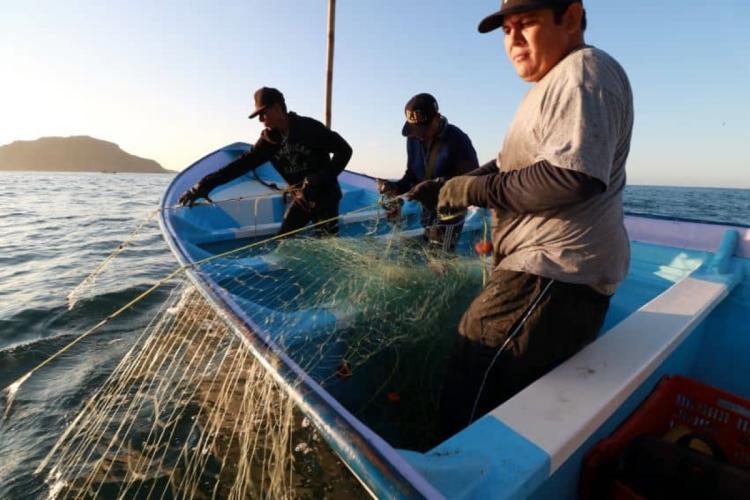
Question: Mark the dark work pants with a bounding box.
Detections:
[437,269,611,440]
[278,197,340,237]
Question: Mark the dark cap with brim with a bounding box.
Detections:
[401,93,439,137]
[248,87,285,118]
[478,0,579,33]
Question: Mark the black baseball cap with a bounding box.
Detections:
[478,0,580,33]
[401,93,439,137]
[248,87,285,119]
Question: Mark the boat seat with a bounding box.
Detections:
[490,272,738,473]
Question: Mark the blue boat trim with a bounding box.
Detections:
[401,416,550,499]
[696,229,741,286]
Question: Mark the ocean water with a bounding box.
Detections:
[0,172,176,498]
[0,171,748,498]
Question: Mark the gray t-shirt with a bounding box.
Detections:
[493,46,633,295]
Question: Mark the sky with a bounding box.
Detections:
[1,0,748,187]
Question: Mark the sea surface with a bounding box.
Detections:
[0,171,748,498]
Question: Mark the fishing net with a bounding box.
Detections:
[8,200,490,498]
[37,281,363,499]
[201,232,484,449]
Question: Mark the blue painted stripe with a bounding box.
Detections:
[708,229,740,274]
[693,229,742,287]
[401,415,550,499]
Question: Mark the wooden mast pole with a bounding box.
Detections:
[324,0,336,128]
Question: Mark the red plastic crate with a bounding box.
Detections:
[580,375,750,499]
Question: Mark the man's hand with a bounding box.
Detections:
[437,176,476,218]
[406,178,444,209]
[381,197,404,223]
[301,175,321,201]
[178,183,211,208]
[289,175,322,212]
[376,179,399,196]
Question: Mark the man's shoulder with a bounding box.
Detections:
[290,112,327,132]
[575,45,616,62]
[582,46,627,74]
[540,45,631,103]
[443,122,473,144]
[564,46,629,86]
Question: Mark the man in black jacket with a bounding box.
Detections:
[179,87,353,236]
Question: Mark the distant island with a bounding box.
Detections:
[0,136,171,173]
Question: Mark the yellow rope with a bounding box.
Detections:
[67,208,160,310]
[160,183,305,211]
[67,183,316,308]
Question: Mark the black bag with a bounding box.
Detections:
[617,433,750,500]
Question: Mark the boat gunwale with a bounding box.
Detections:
[625,210,750,229]
[625,214,750,259]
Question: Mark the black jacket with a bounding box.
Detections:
[198,112,352,201]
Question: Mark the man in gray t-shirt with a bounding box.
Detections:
[435,0,634,439]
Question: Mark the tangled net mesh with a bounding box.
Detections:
[32,210,487,498]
